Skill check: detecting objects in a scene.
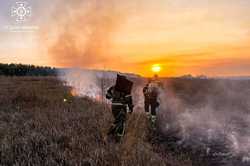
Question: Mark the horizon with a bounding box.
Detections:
[3,62,250,78]
[1,0,250,77]
[56,66,250,78]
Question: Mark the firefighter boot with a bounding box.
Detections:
[115,122,125,142]
[151,115,157,130]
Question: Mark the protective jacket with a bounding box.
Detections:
[106,86,133,112]
[143,84,159,104]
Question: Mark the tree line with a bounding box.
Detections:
[0,63,57,76]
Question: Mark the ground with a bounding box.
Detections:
[0,76,190,166]
[1,76,249,166]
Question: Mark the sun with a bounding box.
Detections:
[151,64,161,73]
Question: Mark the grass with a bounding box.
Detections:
[0,76,191,166]
[3,76,247,165]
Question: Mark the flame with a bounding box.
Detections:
[95,94,102,102]
[71,88,77,96]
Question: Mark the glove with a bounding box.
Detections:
[128,110,133,114]
[127,107,133,114]
[106,93,112,100]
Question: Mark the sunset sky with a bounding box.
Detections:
[0,0,250,77]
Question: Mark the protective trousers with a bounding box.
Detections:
[108,105,127,138]
[144,100,158,116]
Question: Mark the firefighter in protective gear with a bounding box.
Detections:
[143,82,151,118]
[143,80,160,124]
[106,84,133,141]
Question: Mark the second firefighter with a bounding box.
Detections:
[143,77,161,123]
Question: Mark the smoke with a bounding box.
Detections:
[131,83,145,112]
[58,68,142,103]
[157,79,250,164]
[42,0,123,68]
[42,0,127,99]
[59,69,102,99]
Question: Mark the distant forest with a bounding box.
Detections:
[0,63,57,76]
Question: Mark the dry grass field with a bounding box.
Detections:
[1,76,250,166]
[0,76,191,166]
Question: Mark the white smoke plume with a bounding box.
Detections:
[157,78,250,164]
[58,68,142,104]
[59,69,103,99]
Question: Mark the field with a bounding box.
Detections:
[0,76,250,166]
[0,76,191,166]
